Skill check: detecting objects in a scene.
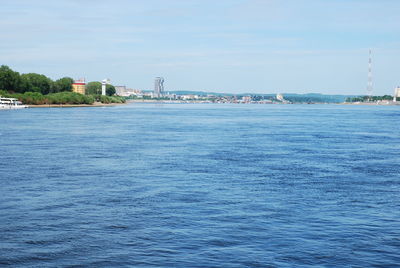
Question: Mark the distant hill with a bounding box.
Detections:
[278,93,358,103]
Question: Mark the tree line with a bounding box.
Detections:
[0,65,74,94]
[0,65,122,104]
[345,95,395,102]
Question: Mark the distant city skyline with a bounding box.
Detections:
[1,0,400,95]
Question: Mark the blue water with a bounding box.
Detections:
[1,104,399,267]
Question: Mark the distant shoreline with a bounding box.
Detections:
[126,99,400,105]
[342,101,400,106]
[25,100,400,107]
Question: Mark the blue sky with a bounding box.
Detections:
[1,0,399,95]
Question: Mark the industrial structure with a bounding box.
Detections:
[72,78,86,95]
[154,77,164,98]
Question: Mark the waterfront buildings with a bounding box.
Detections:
[127,89,143,97]
[276,93,290,104]
[241,96,252,103]
[154,77,164,98]
[181,94,199,100]
[115,86,143,97]
[72,79,86,94]
[115,86,127,96]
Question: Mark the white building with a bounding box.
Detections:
[154,77,164,98]
[115,86,127,96]
[394,87,400,102]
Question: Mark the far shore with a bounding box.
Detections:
[126,99,400,105]
[342,101,400,106]
[25,100,400,107]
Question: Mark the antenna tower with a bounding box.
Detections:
[367,49,373,97]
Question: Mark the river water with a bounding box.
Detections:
[1,103,399,267]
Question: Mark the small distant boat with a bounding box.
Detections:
[0,97,28,109]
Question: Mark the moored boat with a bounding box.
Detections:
[0,97,28,109]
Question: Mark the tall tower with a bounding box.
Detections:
[101,79,111,96]
[367,49,373,98]
[154,77,164,98]
[394,86,400,102]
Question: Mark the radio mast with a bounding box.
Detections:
[367,49,373,98]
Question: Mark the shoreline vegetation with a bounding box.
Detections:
[0,65,125,105]
[0,90,126,106]
[28,102,127,108]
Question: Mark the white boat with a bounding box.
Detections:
[0,97,28,109]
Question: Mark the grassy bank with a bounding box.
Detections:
[0,90,125,105]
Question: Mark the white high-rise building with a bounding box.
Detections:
[154,77,164,98]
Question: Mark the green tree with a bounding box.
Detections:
[106,84,116,96]
[0,65,21,92]
[51,77,73,93]
[382,95,393,100]
[85,81,102,95]
[20,73,53,94]
[86,81,116,96]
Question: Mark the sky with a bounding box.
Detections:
[1,0,399,95]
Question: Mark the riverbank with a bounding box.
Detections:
[26,100,400,107]
[342,101,400,106]
[128,99,400,105]
[28,102,127,108]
